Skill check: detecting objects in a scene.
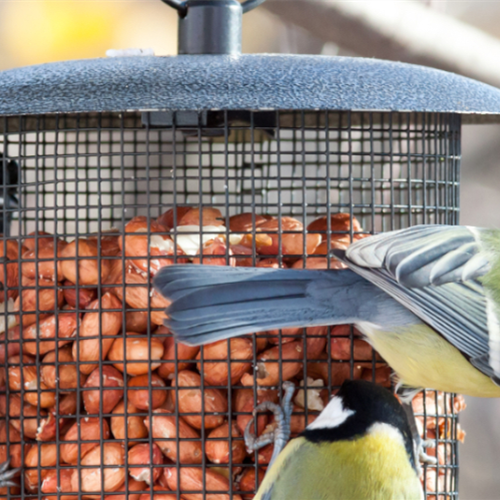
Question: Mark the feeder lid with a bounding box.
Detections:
[1,54,500,123]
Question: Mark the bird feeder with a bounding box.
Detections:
[0,0,499,498]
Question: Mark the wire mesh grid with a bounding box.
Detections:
[0,110,461,500]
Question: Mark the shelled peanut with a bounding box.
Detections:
[0,208,464,499]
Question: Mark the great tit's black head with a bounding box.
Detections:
[301,380,416,470]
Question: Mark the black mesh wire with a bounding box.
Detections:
[0,110,461,500]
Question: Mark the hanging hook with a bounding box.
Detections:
[241,0,267,13]
[161,0,188,17]
[162,0,265,16]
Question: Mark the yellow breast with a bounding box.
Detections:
[360,323,500,397]
[255,427,422,500]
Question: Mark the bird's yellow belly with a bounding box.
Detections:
[359,323,500,397]
[255,433,423,500]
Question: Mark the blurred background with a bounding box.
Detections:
[0,0,499,497]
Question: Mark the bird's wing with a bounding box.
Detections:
[254,438,309,500]
[346,225,490,288]
[338,225,500,381]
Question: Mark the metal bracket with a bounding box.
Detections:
[161,0,267,54]
[141,110,208,128]
[162,0,265,15]
[241,0,267,13]
[161,0,188,16]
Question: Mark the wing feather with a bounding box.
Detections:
[340,225,498,379]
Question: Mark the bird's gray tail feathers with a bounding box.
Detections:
[153,265,381,345]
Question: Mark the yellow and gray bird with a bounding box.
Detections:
[250,379,423,500]
[154,224,500,398]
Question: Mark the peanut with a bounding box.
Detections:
[120,217,177,276]
[83,365,124,415]
[41,345,86,391]
[104,478,147,500]
[126,310,149,333]
[237,467,266,500]
[206,421,246,465]
[70,442,126,495]
[179,207,224,227]
[63,280,97,309]
[256,217,321,257]
[107,336,164,376]
[157,206,192,230]
[127,373,167,410]
[171,370,227,430]
[128,443,164,485]
[72,292,123,375]
[8,354,56,408]
[61,417,110,465]
[61,238,111,285]
[164,466,242,500]
[196,338,252,385]
[41,469,74,495]
[24,443,58,492]
[144,409,203,464]
[157,328,200,380]
[36,392,78,441]
[22,311,79,356]
[111,400,149,444]
[306,213,362,241]
[138,486,177,500]
[14,278,64,326]
[114,265,168,325]
[21,240,67,282]
[330,337,380,361]
[255,341,304,386]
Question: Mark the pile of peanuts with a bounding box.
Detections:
[0,207,465,500]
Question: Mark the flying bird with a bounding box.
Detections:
[154,224,500,398]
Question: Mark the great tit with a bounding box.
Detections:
[248,379,423,500]
[154,224,500,398]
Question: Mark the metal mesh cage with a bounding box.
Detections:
[0,110,461,500]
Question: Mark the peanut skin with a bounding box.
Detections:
[71,442,126,495]
[114,265,169,326]
[164,466,242,500]
[63,280,97,308]
[255,341,304,386]
[128,443,164,485]
[157,327,200,380]
[196,338,252,385]
[21,240,67,282]
[22,311,78,356]
[171,370,227,430]
[144,409,203,464]
[107,336,164,376]
[73,292,123,375]
[61,417,110,465]
[127,373,167,410]
[83,365,124,415]
[61,238,111,285]
[41,344,86,391]
[111,400,148,444]
[24,443,58,492]
[205,421,247,465]
[14,278,64,327]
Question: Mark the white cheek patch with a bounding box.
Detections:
[306,396,355,430]
[368,422,405,445]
